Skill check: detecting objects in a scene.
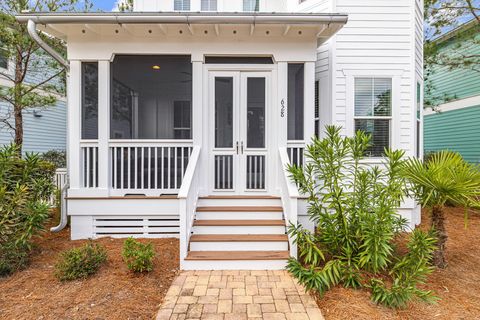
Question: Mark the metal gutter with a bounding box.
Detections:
[17,12,348,25]
[27,20,69,70]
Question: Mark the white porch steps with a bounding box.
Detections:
[183,196,290,270]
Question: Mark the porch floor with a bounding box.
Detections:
[156,270,324,320]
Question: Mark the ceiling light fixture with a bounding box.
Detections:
[152,65,160,70]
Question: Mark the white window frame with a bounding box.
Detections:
[344,69,403,161]
[174,0,191,11]
[200,0,217,11]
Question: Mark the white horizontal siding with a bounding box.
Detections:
[0,100,67,153]
[331,0,417,155]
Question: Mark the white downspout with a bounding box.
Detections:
[27,19,70,232]
[27,20,69,71]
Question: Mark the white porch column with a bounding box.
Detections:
[304,61,315,143]
[192,57,205,194]
[277,62,288,147]
[97,60,110,195]
[67,61,81,190]
[192,59,203,146]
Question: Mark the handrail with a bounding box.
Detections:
[278,147,300,259]
[279,147,300,199]
[178,146,201,267]
[178,146,201,199]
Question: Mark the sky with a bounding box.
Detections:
[90,0,118,11]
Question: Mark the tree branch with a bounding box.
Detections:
[22,69,64,95]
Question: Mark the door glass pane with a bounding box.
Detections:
[215,77,233,148]
[247,77,265,148]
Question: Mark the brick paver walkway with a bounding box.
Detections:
[156,270,324,320]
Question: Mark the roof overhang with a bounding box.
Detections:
[16,11,348,26]
[16,11,347,40]
[16,12,348,70]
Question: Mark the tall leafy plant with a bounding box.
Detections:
[287,126,437,308]
[0,144,55,276]
[402,151,480,268]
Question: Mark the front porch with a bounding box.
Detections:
[49,12,347,269]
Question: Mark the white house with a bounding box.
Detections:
[16,0,423,270]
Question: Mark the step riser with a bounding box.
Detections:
[198,199,282,207]
[196,212,283,220]
[181,259,288,270]
[192,226,286,234]
[190,241,289,251]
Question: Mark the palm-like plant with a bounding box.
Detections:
[402,151,480,268]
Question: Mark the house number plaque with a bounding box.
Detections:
[280,99,286,117]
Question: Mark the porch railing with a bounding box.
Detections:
[287,141,305,167]
[80,140,194,194]
[80,141,99,188]
[109,140,193,193]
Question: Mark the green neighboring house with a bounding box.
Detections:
[424,20,480,164]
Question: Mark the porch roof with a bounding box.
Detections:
[16,11,348,40]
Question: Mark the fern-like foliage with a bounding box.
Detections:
[286,125,437,309]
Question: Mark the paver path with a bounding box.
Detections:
[156,270,324,320]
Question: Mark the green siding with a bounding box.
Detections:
[424,105,480,164]
[425,31,480,104]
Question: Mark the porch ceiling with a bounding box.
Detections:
[16,12,348,44]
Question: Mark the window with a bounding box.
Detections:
[354,78,392,157]
[314,80,319,138]
[201,0,217,11]
[416,82,422,158]
[110,55,192,140]
[243,0,259,11]
[81,62,98,139]
[287,64,304,141]
[174,0,190,11]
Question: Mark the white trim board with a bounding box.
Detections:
[424,95,480,115]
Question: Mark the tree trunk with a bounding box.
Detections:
[14,104,23,150]
[14,50,23,155]
[431,205,448,268]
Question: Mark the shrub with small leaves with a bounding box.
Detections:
[55,242,107,281]
[122,237,155,273]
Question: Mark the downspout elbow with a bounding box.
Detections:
[27,20,69,71]
[50,182,69,233]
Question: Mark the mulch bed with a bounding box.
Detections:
[316,207,480,320]
[0,226,180,320]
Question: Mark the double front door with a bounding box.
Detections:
[208,70,271,194]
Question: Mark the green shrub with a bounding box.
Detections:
[40,149,66,169]
[55,242,107,281]
[286,125,437,309]
[122,237,155,273]
[0,144,55,276]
